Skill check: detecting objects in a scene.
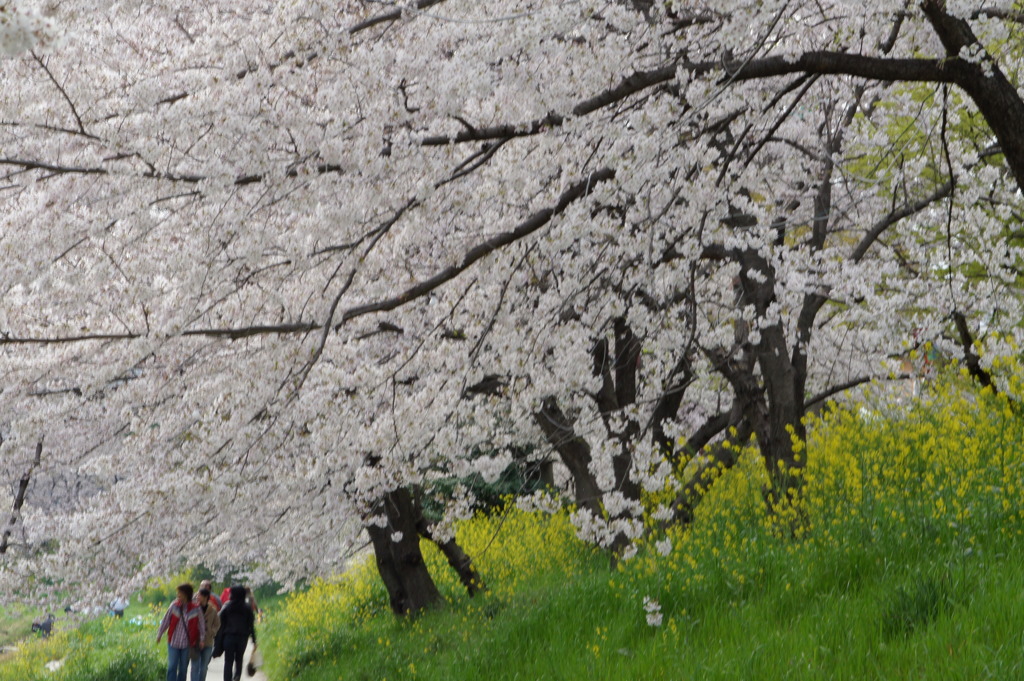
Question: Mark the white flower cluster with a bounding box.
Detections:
[569,507,644,550]
[472,450,514,485]
[515,490,564,515]
[958,43,995,77]
[643,596,662,627]
[0,0,1022,605]
[0,1,58,56]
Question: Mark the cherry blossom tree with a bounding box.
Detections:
[3,0,1024,612]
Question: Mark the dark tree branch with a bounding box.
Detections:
[180,322,320,339]
[851,181,954,262]
[919,1,1024,189]
[337,167,616,327]
[2,170,611,348]
[974,8,1024,23]
[420,66,677,146]
[1,440,43,556]
[680,401,745,460]
[413,487,484,597]
[703,52,959,85]
[0,156,343,186]
[648,353,695,462]
[0,322,321,345]
[418,51,957,153]
[0,158,107,177]
[804,375,875,410]
[31,53,93,139]
[348,0,451,34]
[951,310,997,392]
[0,331,139,345]
[592,337,619,420]
[533,397,602,515]
[674,419,752,524]
[613,317,642,409]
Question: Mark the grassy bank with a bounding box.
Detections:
[0,615,164,681]
[264,373,1024,680]
[0,606,40,649]
[0,576,284,681]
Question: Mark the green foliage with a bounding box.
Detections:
[422,447,548,522]
[0,605,40,648]
[263,371,1024,680]
[138,567,199,607]
[0,617,163,681]
[882,574,949,640]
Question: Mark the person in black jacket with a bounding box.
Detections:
[214,585,256,681]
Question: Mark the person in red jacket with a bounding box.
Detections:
[156,583,206,681]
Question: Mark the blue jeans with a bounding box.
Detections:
[191,646,213,681]
[167,645,189,681]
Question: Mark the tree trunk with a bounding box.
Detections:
[754,322,806,506]
[712,251,807,510]
[674,419,752,524]
[921,1,1024,191]
[366,522,413,615]
[533,397,603,515]
[412,488,485,597]
[1,439,42,556]
[366,487,442,615]
[424,534,483,597]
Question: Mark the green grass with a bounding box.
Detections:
[0,615,164,681]
[0,605,40,649]
[260,537,1024,681]
[0,578,287,679]
[261,375,1024,681]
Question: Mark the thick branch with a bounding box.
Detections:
[613,317,642,408]
[413,490,484,597]
[337,167,615,326]
[851,181,954,262]
[0,322,321,346]
[674,420,752,525]
[415,50,956,152]
[804,375,875,411]
[920,1,1024,189]
[533,398,602,514]
[0,156,342,186]
[975,8,1024,23]
[349,0,451,34]
[592,337,619,417]
[788,179,955,348]
[680,402,744,460]
[420,66,676,145]
[703,52,959,85]
[0,158,107,176]
[1,440,43,556]
[951,310,996,392]
[649,353,695,461]
[181,322,320,339]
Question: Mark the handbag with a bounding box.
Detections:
[188,646,200,661]
[246,644,262,676]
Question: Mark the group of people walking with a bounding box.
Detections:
[155,580,259,681]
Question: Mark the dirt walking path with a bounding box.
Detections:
[206,640,268,681]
